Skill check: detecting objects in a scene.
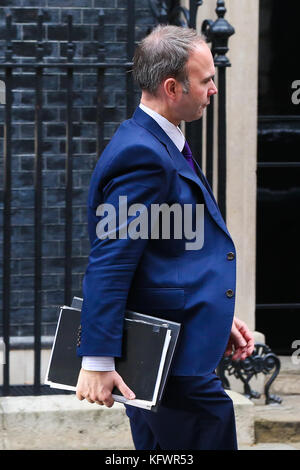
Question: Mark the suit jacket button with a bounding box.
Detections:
[227,252,235,261]
[226,289,234,298]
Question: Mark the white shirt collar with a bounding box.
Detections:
[139,103,185,152]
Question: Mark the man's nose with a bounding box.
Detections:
[209,82,218,96]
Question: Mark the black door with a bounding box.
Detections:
[256,0,300,354]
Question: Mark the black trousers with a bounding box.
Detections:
[125,372,237,450]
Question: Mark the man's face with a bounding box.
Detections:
[178,43,217,122]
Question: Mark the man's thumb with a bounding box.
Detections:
[115,376,135,400]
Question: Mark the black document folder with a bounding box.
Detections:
[45,297,181,411]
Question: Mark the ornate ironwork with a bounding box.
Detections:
[168,5,190,28]
[218,343,282,405]
[148,0,170,25]
[201,0,234,221]
[201,0,234,66]
[148,1,203,28]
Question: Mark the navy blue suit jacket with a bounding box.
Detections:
[77,107,236,376]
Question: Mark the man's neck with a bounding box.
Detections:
[140,95,180,127]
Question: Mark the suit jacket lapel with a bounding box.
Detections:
[132,107,230,237]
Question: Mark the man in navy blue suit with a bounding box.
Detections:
[76,25,254,450]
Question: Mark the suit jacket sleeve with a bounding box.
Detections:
[77,144,171,357]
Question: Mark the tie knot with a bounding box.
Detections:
[182,140,193,159]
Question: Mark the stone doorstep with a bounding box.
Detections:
[271,373,300,396]
[255,420,300,445]
[278,356,300,373]
[0,396,135,451]
[225,359,300,447]
[253,395,300,444]
[0,391,254,450]
[270,356,300,396]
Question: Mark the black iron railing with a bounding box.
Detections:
[0,5,136,396]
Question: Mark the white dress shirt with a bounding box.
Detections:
[82,103,185,372]
[139,103,185,152]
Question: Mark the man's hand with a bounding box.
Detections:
[224,317,255,361]
[76,369,135,408]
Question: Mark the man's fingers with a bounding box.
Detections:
[232,343,253,360]
[235,330,247,348]
[75,370,134,408]
[97,389,115,408]
[103,397,114,408]
[237,321,255,349]
[76,389,114,407]
[248,336,255,353]
[76,390,85,401]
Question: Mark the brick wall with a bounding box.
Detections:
[0,0,155,338]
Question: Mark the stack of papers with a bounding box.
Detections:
[45,297,181,411]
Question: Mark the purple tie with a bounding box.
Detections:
[182,140,197,173]
[182,140,218,209]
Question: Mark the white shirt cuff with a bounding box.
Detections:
[82,356,115,371]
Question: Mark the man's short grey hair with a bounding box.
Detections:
[132,25,206,94]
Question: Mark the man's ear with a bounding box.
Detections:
[163,78,179,100]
